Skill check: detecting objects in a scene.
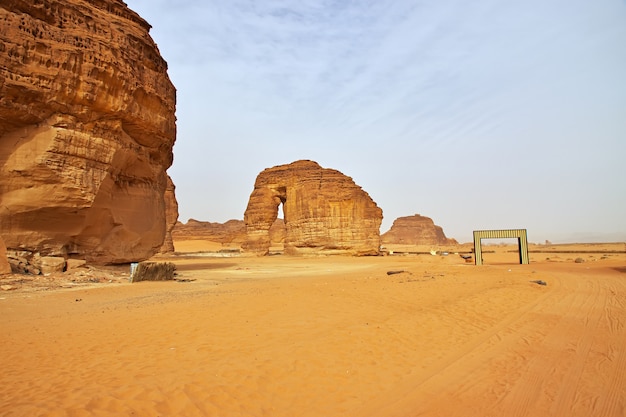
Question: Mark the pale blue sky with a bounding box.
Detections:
[126,0,626,243]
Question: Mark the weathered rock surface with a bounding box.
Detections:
[268,218,286,246]
[243,160,383,256]
[130,261,175,283]
[158,175,179,254]
[381,214,457,246]
[0,0,177,264]
[0,236,11,274]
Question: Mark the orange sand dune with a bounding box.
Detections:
[1,246,625,416]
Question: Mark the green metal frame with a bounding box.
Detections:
[473,229,529,265]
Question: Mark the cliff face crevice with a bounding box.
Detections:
[243,160,382,256]
[0,0,177,264]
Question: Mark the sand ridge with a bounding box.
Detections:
[1,245,625,416]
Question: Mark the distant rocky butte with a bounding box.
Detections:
[0,0,177,264]
[381,214,457,246]
[172,218,285,249]
[243,160,383,256]
[172,219,247,246]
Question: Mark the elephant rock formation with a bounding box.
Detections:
[243,160,382,256]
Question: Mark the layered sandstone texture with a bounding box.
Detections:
[243,160,383,256]
[0,0,177,264]
[158,175,178,254]
[0,236,11,274]
[381,214,458,246]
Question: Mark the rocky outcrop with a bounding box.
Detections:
[0,236,11,274]
[381,214,457,246]
[243,160,383,256]
[0,0,177,264]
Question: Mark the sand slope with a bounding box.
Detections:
[1,251,625,416]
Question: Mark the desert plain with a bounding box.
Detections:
[1,241,625,417]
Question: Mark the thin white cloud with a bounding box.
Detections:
[126,0,626,242]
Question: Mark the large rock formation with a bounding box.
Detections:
[243,160,383,256]
[381,214,457,246]
[0,0,177,264]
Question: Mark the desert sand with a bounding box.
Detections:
[1,242,625,416]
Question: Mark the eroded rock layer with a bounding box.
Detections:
[381,214,457,246]
[158,175,178,254]
[0,0,177,263]
[0,236,11,274]
[243,160,382,256]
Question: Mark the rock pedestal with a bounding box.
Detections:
[243,160,382,256]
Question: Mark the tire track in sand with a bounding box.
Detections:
[361,268,626,417]
[360,273,558,417]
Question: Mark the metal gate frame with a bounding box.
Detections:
[473,229,529,265]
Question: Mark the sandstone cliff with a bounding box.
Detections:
[243,160,382,256]
[158,175,178,254]
[381,214,457,246]
[0,0,177,264]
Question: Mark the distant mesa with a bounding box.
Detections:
[172,218,285,249]
[381,214,457,246]
[0,1,177,265]
[172,213,456,254]
[243,160,383,256]
[173,219,247,247]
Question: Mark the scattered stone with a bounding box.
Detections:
[531,280,547,286]
[66,259,87,270]
[1,285,16,291]
[574,257,585,263]
[40,257,66,275]
[387,270,407,275]
[25,265,41,275]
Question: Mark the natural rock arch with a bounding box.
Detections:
[243,160,383,256]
